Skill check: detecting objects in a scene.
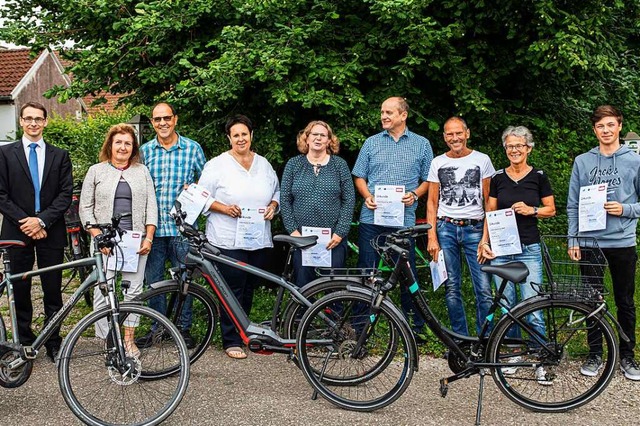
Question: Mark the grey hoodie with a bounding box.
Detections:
[567,144,640,248]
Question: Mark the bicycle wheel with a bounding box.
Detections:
[296,290,417,411]
[58,304,190,426]
[135,281,218,373]
[281,278,363,339]
[487,298,617,412]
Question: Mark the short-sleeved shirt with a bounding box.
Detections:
[352,128,433,227]
[489,167,553,245]
[428,150,495,220]
[140,133,206,237]
[198,152,280,250]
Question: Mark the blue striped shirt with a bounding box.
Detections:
[140,133,206,237]
[352,128,433,226]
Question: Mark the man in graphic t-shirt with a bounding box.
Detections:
[426,116,495,336]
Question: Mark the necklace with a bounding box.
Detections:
[307,154,330,176]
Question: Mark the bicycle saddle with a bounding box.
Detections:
[0,240,26,249]
[273,234,318,249]
[481,261,529,284]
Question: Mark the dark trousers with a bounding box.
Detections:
[9,243,64,350]
[585,246,637,359]
[216,247,269,349]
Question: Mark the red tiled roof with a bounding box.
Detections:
[0,49,38,97]
[83,92,124,114]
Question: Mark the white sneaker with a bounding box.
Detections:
[535,366,553,386]
[501,356,522,375]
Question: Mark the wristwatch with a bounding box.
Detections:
[410,191,419,202]
[37,218,46,229]
[533,207,539,217]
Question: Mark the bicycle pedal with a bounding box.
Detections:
[22,346,37,359]
[439,378,449,398]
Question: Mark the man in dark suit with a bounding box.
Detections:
[0,101,73,362]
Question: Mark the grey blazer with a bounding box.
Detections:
[79,162,158,233]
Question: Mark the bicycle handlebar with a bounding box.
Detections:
[86,212,131,250]
[171,201,209,249]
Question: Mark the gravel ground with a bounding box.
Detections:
[0,346,639,425]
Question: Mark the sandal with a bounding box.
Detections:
[225,346,247,359]
[124,341,141,358]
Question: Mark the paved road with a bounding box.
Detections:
[1,348,639,426]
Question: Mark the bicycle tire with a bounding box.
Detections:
[487,298,617,412]
[281,278,364,339]
[58,304,190,426]
[135,280,218,373]
[296,290,417,412]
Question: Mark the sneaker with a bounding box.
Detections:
[620,357,640,381]
[501,355,522,375]
[535,366,553,386]
[580,355,603,377]
[135,327,168,349]
[180,329,196,350]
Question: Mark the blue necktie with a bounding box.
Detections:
[29,143,40,212]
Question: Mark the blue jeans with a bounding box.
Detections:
[357,222,425,331]
[144,236,191,329]
[437,219,492,336]
[490,243,546,341]
[292,239,348,287]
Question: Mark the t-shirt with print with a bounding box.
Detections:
[489,167,553,245]
[427,150,495,220]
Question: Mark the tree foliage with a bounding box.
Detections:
[2,0,640,233]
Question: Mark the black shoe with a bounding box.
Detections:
[46,346,60,363]
[180,329,196,350]
[135,327,170,349]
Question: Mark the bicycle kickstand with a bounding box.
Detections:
[475,368,486,426]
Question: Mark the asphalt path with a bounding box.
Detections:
[1,348,639,426]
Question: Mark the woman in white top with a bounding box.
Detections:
[198,115,279,359]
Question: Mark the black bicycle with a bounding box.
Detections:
[0,213,190,426]
[135,203,416,411]
[295,228,621,422]
[62,183,92,306]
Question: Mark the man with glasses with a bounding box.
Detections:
[567,105,640,381]
[0,101,73,362]
[426,116,495,336]
[352,96,433,339]
[139,102,206,348]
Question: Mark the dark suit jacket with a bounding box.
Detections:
[0,140,73,248]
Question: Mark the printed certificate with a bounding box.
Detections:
[579,183,608,232]
[108,231,142,273]
[171,183,211,225]
[301,226,332,267]
[234,207,266,249]
[430,249,448,291]
[486,208,522,257]
[374,185,405,227]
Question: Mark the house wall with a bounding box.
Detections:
[0,103,17,143]
[14,53,83,120]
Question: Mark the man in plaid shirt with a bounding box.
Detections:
[139,102,206,348]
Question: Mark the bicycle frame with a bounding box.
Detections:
[183,245,324,352]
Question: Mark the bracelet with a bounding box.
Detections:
[481,242,490,246]
[144,238,153,244]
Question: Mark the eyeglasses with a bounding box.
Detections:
[310,132,328,139]
[151,115,174,123]
[21,116,45,124]
[505,144,527,151]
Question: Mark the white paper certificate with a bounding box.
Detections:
[171,183,211,225]
[234,207,266,249]
[374,185,405,227]
[579,183,608,232]
[430,250,448,291]
[108,231,142,273]
[301,226,332,267]
[486,208,522,257]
